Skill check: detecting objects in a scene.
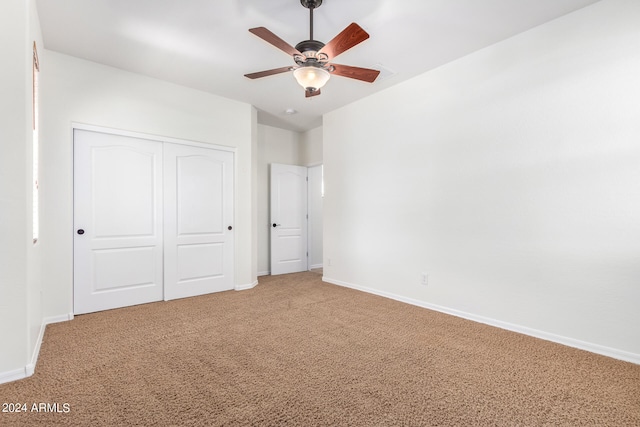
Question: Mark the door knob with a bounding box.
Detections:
[77,229,85,235]
[228,226,233,231]
[272,223,281,228]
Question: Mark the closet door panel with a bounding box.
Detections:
[164,143,234,300]
[74,129,163,314]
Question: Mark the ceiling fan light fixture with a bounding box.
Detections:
[293,66,330,92]
[245,0,378,98]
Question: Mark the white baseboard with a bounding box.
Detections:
[235,280,258,291]
[45,313,75,324]
[323,276,640,365]
[1,313,74,385]
[0,368,28,385]
[309,264,323,270]
[30,313,74,375]
[257,271,270,277]
[28,323,47,377]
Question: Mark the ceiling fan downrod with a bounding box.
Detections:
[301,0,322,41]
[295,0,325,61]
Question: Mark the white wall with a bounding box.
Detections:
[26,0,44,378]
[39,51,257,319]
[0,0,44,382]
[301,126,323,166]
[0,0,30,379]
[323,0,640,361]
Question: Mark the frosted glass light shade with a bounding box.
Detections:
[293,66,330,91]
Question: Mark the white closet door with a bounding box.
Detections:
[163,143,234,300]
[74,129,164,315]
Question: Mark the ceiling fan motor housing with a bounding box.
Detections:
[295,40,325,59]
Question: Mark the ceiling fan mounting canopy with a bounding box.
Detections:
[300,0,322,9]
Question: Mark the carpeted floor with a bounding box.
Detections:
[1,272,638,426]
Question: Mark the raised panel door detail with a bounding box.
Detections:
[93,247,157,292]
[279,236,303,262]
[92,147,157,238]
[177,243,224,282]
[176,156,224,236]
[277,171,304,229]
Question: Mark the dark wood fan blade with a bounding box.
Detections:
[330,64,380,83]
[244,66,293,79]
[305,88,321,98]
[317,23,369,60]
[249,27,302,57]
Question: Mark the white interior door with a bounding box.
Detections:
[270,163,308,275]
[74,129,164,315]
[164,143,234,300]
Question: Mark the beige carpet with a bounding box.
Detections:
[1,272,638,426]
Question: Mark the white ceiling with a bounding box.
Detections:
[36,0,600,132]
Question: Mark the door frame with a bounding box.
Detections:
[307,164,323,270]
[267,163,324,276]
[72,123,235,153]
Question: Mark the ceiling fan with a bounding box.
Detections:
[244,0,380,98]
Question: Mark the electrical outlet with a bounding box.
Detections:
[421,273,428,286]
[327,258,332,267]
